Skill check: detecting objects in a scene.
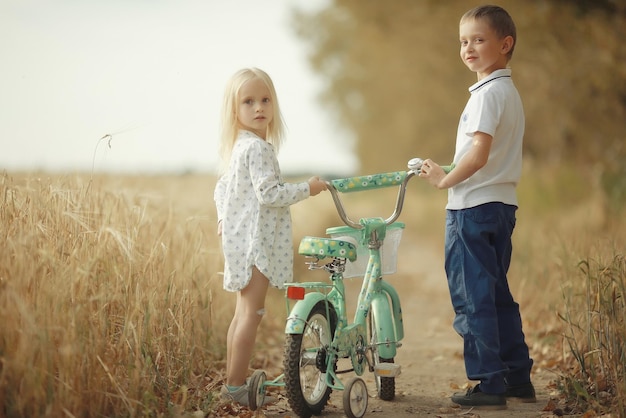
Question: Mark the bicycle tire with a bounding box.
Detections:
[368,311,396,401]
[283,301,337,417]
[343,377,368,418]
[248,370,266,411]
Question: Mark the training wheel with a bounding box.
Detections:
[248,370,267,411]
[343,377,368,418]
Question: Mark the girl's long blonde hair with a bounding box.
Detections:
[218,68,287,173]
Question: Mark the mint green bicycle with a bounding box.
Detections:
[253,158,427,418]
[246,159,454,416]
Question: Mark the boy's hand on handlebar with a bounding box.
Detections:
[308,176,328,196]
[419,159,447,189]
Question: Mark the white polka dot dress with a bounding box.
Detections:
[214,131,310,292]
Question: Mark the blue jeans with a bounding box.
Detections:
[445,202,533,394]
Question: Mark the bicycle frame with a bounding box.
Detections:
[284,168,417,389]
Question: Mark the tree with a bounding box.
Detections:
[292,0,625,208]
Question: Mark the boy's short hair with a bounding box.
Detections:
[462,5,517,61]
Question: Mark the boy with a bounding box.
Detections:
[419,5,535,409]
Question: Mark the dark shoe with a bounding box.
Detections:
[505,382,537,403]
[451,385,507,410]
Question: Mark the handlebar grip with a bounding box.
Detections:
[442,163,456,174]
[330,171,408,193]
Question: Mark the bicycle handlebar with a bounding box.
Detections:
[325,159,419,229]
[325,158,455,229]
[326,158,455,229]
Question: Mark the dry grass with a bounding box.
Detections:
[513,164,626,416]
[0,166,624,417]
[557,255,626,415]
[0,173,227,417]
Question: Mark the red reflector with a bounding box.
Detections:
[287,286,305,300]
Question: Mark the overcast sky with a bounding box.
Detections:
[0,0,357,175]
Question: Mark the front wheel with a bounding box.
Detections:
[369,310,396,400]
[283,301,337,418]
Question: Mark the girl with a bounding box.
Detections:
[213,68,327,406]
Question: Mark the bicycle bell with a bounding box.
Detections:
[407,157,424,171]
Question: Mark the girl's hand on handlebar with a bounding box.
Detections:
[419,159,447,189]
[308,176,328,196]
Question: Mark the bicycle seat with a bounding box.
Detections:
[298,236,358,262]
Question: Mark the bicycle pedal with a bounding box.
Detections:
[374,363,401,378]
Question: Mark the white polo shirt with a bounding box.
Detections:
[447,68,524,210]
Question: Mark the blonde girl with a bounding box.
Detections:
[213,68,327,406]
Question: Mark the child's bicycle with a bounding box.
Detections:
[246,158,433,418]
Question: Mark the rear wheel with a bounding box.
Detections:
[368,311,396,400]
[284,302,336,417]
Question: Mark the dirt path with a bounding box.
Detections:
[258,234,555,418]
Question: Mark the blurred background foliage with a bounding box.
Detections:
[291,0,626,213]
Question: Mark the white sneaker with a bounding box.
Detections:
[220,384,277,407]
[220,384,250,406]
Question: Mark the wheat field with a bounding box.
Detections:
[1,173,229,417]
[1,169,624,416]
